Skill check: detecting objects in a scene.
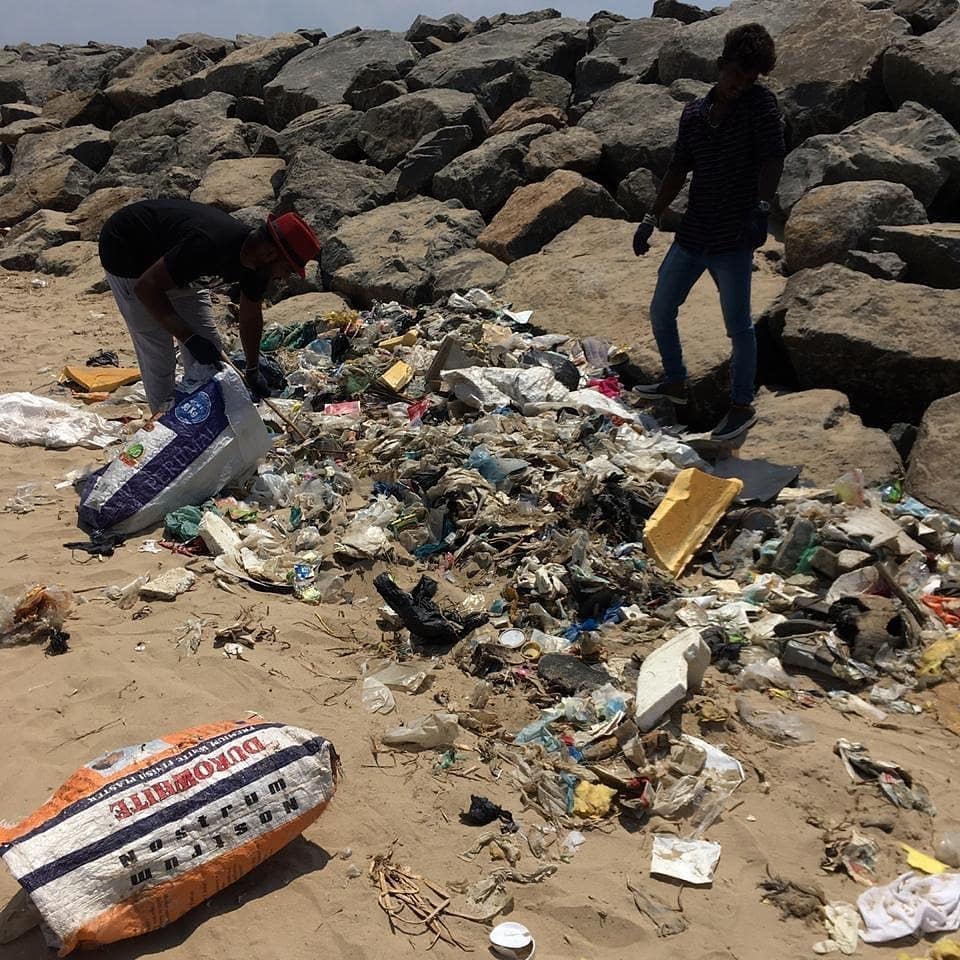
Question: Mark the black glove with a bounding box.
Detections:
[633,214,657,256]
[183,335,222,368]
[244,366,271,400]
[747,206,769,249]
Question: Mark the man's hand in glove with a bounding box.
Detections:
[746,201,770,249]
[633,214,657,256]
[182,335,223,367]
[244,366,271,400]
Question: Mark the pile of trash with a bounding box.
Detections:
[5,286,960,954]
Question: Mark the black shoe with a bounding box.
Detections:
[633,380,688,405]
[711,404,757,441]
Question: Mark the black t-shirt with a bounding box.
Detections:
[98,198,270,301]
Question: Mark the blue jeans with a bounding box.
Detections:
[649,242,756,406]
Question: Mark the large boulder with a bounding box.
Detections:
[652,0,714,24]
[405,14,471,44]
[496,217,786,413]
[432,124,552,219]
[769,0,909,144]
[263,31,419,130]
[617,168,661,220]
[0,209,81,270]
[0,116,61,148]
[906,392,960,515]
[182,33,311,99]
[740,388,903,486]
[869,223,960,289]
[883,12,960,129]
[35,239,100,276]
[0,102,41,125]
[762,264,960,426]
[343,62,407,111]
[405,19,589,94]
[395,125,475,200]
[0,157,96,226]
[0,52,49,105]
[432,248,509,299]
[274,147,393,240]
[578,80,686,181]
[263,291,350,326]
[93,93,249,194]
[46,46,130,95]
[276,104,362,161]
[10,124,111,178]
[478,170,626,263]
[357,89,489,169]
[66,185,146,241]
[777,101,960,214]
[892,0,958,34]
[190,157,286,212]
[488,97,565,135]
[320,196,486,305]
[478,64,572,119]
[104,46,215,117]
[658,0,820,84]
[784,180,926,273]
[41,91,119,130]
[574,18,682,102]
[524,126,603,178]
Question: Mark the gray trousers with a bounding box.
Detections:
[105,273,223,413]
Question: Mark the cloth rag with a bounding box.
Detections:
[858,872,960,943]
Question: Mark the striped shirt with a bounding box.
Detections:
[668,85,785,253]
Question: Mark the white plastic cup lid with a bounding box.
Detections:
[491,921,534,952]
[498,629,526,649]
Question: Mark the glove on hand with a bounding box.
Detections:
[244,366,271,400]
[747,206,769,249]
[633,214,657,256]
[183,335,222,368]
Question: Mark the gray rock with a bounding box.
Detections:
[777,101,960,213]
[406,19,589,94]
[769,1,908,143]
[11,124,112,178]
[653,0,715,24]
[524,126,603,179]
[35,239,100,275]
[320,195,485,305]
[889,421,918,461]
[0,143,10,176]
[574,18,682,101]
[763,264,960,425]
[658,0,817,84]
[616,167,661,220]
[162,33,235,60]
[844,248,908,280]
[740,388,902,487]
[0,209,81,270]
[47,47,130,97]
[358,88,489,169]
[668,78,712,102]
[190,157,286,212]
[396,125,475,200]
[264,31,419,130]
[296,28,328,44]
[229,205,272,231]
[93,93,249,194]
[432,247,509,299]
[884,12,960,130]
[487,9,564,28]
[906,392,960,515]
[784,180,926,272]
[869,223,960,288]
[478,169,625,262]
[487,97,565,135]
[578,80,686,180]
[66,185,146,240]
[104,46,215,117]
[0,102,41,125]
[234,96,268,124]
[182,32,311,99]
[0,157,96,226]
[0,52,49,105]
[41,91,119,130]
[344,73,407,112]
[432,124,552,219]
[892,0,958,33]
[405,14,471,44]
[275,146,393,240]
[240,121,280,157]
[479,65,572,119]
[588,10,630,45]
[0,116,62,148]
[660,181,690,232]
[275,104,362,161]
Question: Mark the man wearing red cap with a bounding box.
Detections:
[98,198,320,413]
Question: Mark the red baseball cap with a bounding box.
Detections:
[266,212,321,277]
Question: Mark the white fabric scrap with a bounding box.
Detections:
[858,872,960,943]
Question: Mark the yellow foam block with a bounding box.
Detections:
[644,467,743,577]
[62,366,141,393]
[378,330,419,349]
[899,843,950,875]
[379,360,414,391]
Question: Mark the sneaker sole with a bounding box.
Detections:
[632,390,688,405]
[711,414,758,442]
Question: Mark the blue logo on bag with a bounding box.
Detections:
[174,392,212,426]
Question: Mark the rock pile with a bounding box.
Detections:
[2,2,960,498]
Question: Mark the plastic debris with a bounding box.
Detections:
[650,835,721,885]
[0,393,121,449]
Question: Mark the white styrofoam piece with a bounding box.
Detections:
[634,627,711,731]
[198,511,241,559]
[651,835,721,885]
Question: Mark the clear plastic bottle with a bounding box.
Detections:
[936,832,960,868]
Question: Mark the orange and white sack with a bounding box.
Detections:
[0,719,338,955]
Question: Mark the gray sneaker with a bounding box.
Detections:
[711,404,757,441]
[633,381,688,405]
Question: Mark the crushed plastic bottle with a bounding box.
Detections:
[935,832,960,868]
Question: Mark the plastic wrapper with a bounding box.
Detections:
[361,678,396,714]
[382,712,459,749]
[0,720,338,956]
[736,696,815,745]
[735,658,798,692]
[0,393,121,450]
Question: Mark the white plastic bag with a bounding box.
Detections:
[0,393,121,449]
[382,712,459,750]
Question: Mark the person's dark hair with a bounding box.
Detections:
[721,23,777,75]
[251,223,271,245]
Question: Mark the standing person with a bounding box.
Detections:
[632,23,785,442]
[98,199,321,414]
